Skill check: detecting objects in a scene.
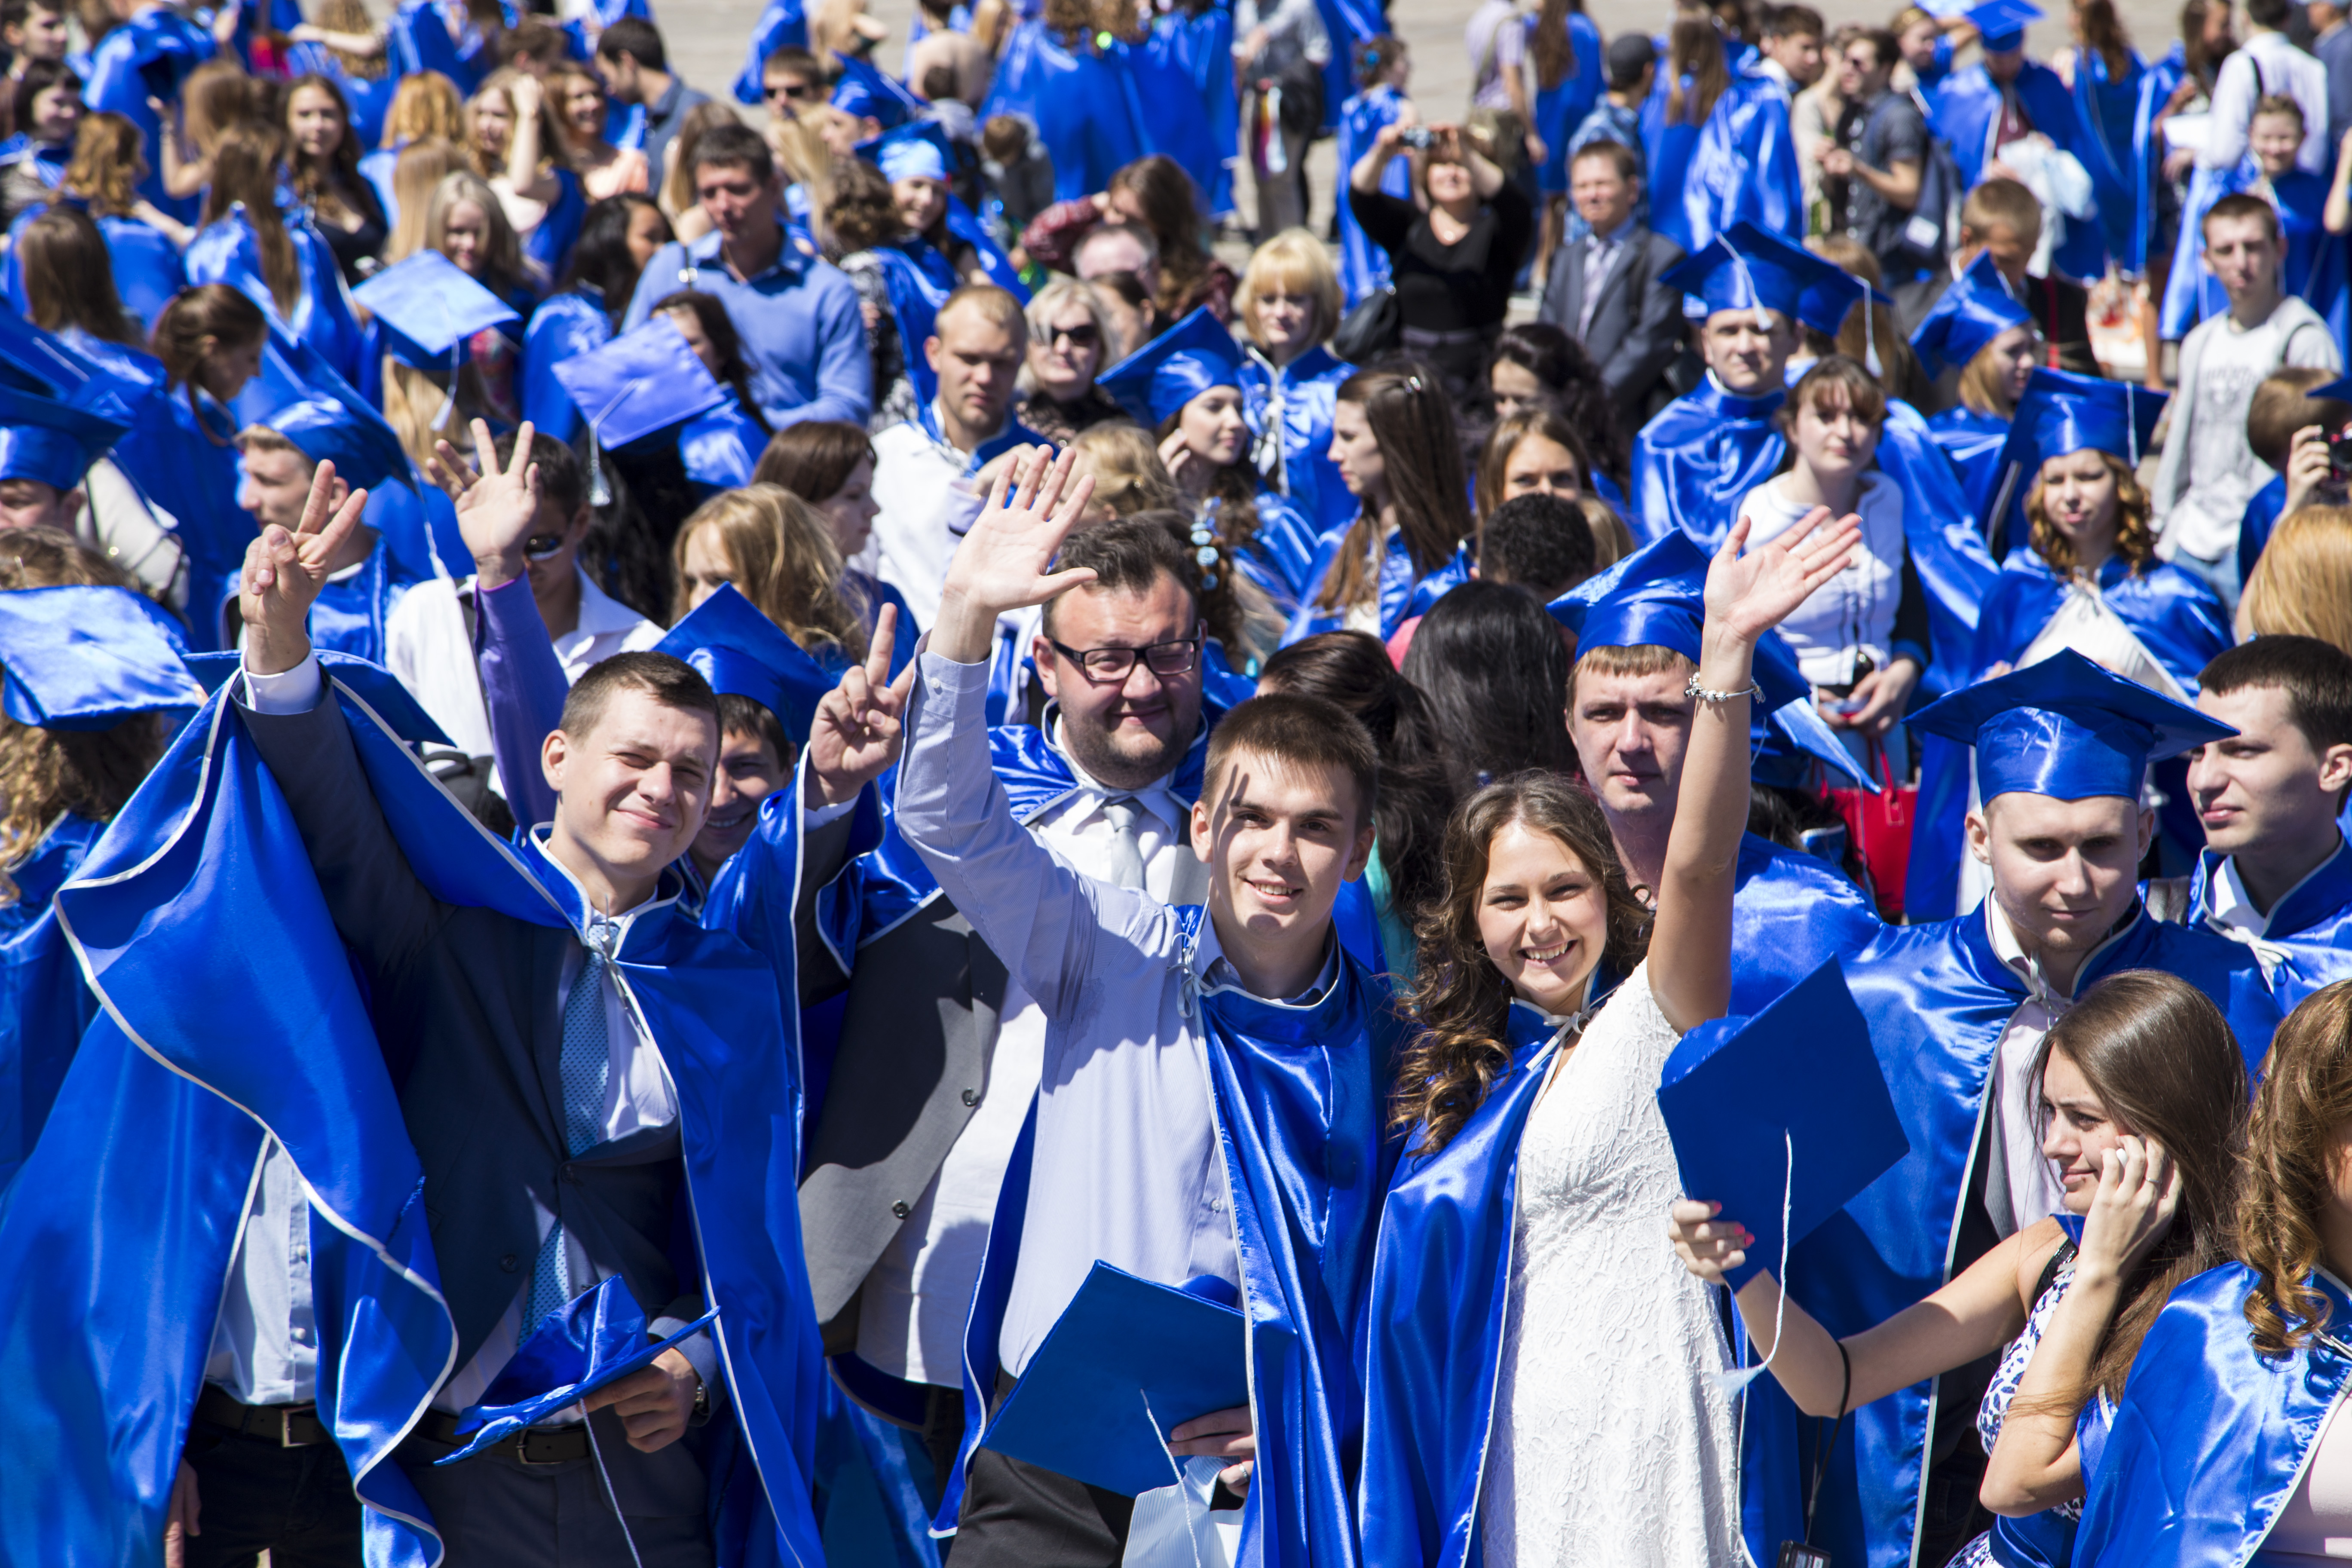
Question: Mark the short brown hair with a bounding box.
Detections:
[685,121,773,186]
[1202,692,1379,830]
[1041,510,1200,639]
[1777,354,1888,441]
[753,419,875,503]
[558,650,720,741]
[2247,368,2352,472]
[1960,177,2042,248]
[2200,635,2352,764]
[2205,191,2282,247]
[1568,138,1639,183]
[936,283,1027,343]
[1568,639,1693,707]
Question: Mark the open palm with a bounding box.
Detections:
[1703,506,1862,643]
[941,445,1099,617]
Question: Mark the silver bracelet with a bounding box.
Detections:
[1684,671,1764,705]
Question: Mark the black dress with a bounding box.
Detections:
[1346,180,1534,395]
[309,178,390,283]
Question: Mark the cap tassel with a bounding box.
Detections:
[432,344,461,438]
[1863,300,1882,380]
[2125,386,2140,468]
[588,422,611,507]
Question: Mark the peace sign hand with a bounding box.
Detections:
[806,603,916,806]
[428,418,546,590]
[239,459,370,678]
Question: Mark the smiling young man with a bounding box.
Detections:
[2177,635,2352,1007]
[859,447,1400,1568]
[217,432,826,1563]
[1745,651,2281,1568]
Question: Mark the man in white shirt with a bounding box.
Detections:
[858,447,1392,1566]
[2201,0,2331,174]
[383,432,662,767]
[861,285,1044,630]
[793,513,1216,1491]
[2151,194,2341,605]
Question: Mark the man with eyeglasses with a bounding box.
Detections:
[778,513,1221,1507]
[385,431,661,779]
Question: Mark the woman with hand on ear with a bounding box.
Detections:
[1671,972,2248,1568]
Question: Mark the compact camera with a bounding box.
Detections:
[1397,125,1436,150]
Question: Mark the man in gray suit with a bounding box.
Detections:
[790,516,1213,1504]
[1537,139,1689,420]
[227,436,791,1565]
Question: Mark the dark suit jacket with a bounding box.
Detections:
[1899,265,2101,413]
[242,690,700,1369]
[1537,224,1687,410]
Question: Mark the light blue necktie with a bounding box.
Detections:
[522,928,615,1334]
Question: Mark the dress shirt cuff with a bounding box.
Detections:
[240,650,324,714]
[648,1317,726,1411]
[805,795,859,830]
[920,645,993,687]
[943,481,990,539]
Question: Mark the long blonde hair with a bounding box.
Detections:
[2241,982,2352,1356]
[671,485,869,662]
[469,66,571,179]
[379,70,466,150]
[386,137,464,259]
[2243,506,2352,655]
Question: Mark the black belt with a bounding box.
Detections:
[194,1384,330,1447]
[414,1406,593,1467]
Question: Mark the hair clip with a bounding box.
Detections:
[1404,374,1424,393]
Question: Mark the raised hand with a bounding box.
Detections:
[429,418,545,589]
[2075,1135,2181,1287]
[1703,506,1862,645]
[806,603,916,806]
[239,458,370,677]
[931,444,1097,664]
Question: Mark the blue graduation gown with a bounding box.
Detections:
[1935,60,2107,281]
[933,903,1404,1568]
[1743,907,2278,1568]
[81,7,215,220]
[1120,29,1222,217]
[1283,526,1473,645]
[1878,400,2003,699]
[2073,1263,2352,1568]
[1905,552,2231,921]
[1927,404,2012,527]
[1230,489,1324,619]
[185,207,368,386]
[1681,67,1806,254]
[2127,48,2188,276]
[1360,836,1882,1568]
[1336,87,1413,305]
[1237,343,1358,542]
[521,166,587,289]
[732,0,808,105]
[365,483,467,588]
[520,285,612,444]
[4,205,185,330]
[1641,90,1707,255]
[108,382,251,653]
[2239,470,2287,583]
[218,536,418,666]
[2070,47,2146,268]
[386,0,493,95]
[682,400,769,494]
[2190,839,2352,1012]
[1161,5,1238,215]
[1630,379,1787,548]
[1534,11,1606,196]
[0,812,104,1191]
[358,144,402,230]
[982,23,1145,203]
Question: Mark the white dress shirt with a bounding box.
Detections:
[856,717,1200,1386]
[858,407,997,631]
[238,652,714,1419]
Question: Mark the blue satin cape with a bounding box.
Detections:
[2190,839,2352,1012]
[2073,1262,2352,1568]
[1927,405,2012,527]
[1933,61,2107,281]
[1282,527,1472,646]
[1533,12,1606,196]
[1903,553,2231,922]
[1741,909,2278,1568]
[1681,69,1806,255]
[1239,344,1359,542]
[184,207,368,386]
[521,285,614,444]
[982,23,1145,203]
[3,206,184,331]
[1336,87,1413,305]
[2069,47,2145,269]
[934,903,1403,1568]
[0,811,102,1191]
[81,7,215,218]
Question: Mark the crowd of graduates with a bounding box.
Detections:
[12,0,2352,1563]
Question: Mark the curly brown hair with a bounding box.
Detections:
[1396,774,1650,1154]
[825,154,905,254]
[2242,981,2352,1357]
[2026,449,2156,574]
[0,530,169,887]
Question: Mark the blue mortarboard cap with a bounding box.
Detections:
[1794,264,1887,341]
[553,316,729,450]
[0,311,148,426]
[0,585,202,729]
[652,583,837,744]
[352,252,523,371]
[433,1276,720,1465]
[2303,375,2352,409]
[1910,250,2030,378]
[236,322,419,495]
[180,651,454,746]
[1966,0,2041,49]
[1548,531,1812,711]
[0,384,130,489]
[860,117,953,183]
[1660,220,1842,325]
[830,52,923,130]
[981,1261,1248,1498]
[1657,959,1910,1289]
[1990,368,2168,518]
[1908,647,2234,802]
[1095,306,1247,428]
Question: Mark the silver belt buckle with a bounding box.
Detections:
[279,1406,307,1447]
[514,1426,570,1467]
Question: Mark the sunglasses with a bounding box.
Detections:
[1050,323,1100,348]
[522,533,569,560]
[765,79,821,101]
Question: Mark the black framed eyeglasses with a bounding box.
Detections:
[1046,634,1201,682]
[523,532,569,560]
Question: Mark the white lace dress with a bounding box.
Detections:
[1480,962,1746,1567]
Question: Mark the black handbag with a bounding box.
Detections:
[1330,285,1400,364]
